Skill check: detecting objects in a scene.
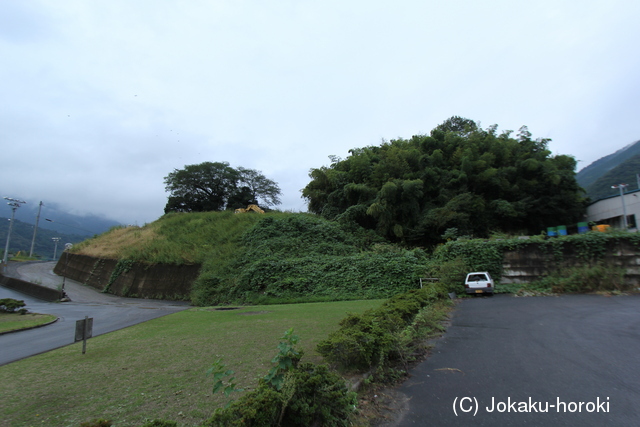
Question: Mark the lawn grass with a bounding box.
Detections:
[0,299,383,427]
[0,313,58,334]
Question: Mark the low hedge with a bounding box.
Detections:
[316,285,448,372]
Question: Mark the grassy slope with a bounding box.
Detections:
[71,210,267,264]
[0,300,382,427]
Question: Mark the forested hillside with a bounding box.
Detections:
[3,199,122,236]
[0,218,87,259]
[576,139,640,195]
[582,154,640,201]
[303,117,586,244]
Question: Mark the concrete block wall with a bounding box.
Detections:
[54,253,200,300]
[0,273,63,302]
[501,240,640,285]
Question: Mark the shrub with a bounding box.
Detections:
[425,256,470,294]
[0,298,26,313]
[204,385,282,426]
[535,263,628,293]
[316,286,447,372]
[204,363,356,427]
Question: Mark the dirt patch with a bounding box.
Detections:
[364,388,412,426]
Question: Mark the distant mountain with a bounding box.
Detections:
[0,217,89,260]
[576,139,640,201]
[581,154,640,201]
[0,200,121,236]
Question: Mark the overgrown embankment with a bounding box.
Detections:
[67,212,431,305]
[60,211,269,299]
[67,210,640,303]
[192,214,429,305]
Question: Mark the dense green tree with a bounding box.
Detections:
[164,162,282,213]
[302,117,587,245]
[237,167,282,207]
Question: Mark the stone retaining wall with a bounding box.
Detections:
[501,239,640,285]
[53,253,200,300]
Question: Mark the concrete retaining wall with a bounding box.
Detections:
[53,253,200,300]
[501,239,640,285]
[0,273,63,301]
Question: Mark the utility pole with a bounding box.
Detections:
[611,184,629,229]
[29,201,43,257]
[3,197,26,270]
[52,237,61,260]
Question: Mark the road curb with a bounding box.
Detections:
[0,316,59,336]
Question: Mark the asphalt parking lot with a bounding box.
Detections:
[387,294,640,426]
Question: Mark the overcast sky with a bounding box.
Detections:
[2,0,639,225]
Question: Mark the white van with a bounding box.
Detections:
[464,272,494,295]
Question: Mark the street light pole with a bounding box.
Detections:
[611,184,629,229]
[2,197,26,270]
[52,237,61,260]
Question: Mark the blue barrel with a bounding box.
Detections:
[557,225,567,236]
[577,222,589,234]
[547,227,557,237]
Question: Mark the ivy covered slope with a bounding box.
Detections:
[72,211,430,306]
[302,116,587,246]
[192,214,430,305]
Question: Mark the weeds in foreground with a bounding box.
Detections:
[205,329,356,426]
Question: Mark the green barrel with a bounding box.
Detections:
[547,227,557,237]
[577,222,589,233]
[557,225,567,236]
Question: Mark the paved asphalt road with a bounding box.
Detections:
[388,294,640,427]
[0,262,190,366]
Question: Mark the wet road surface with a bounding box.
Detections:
[0,262,190,366]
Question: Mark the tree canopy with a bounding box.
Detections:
[164,162,282,213]
[302,116,587,245]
